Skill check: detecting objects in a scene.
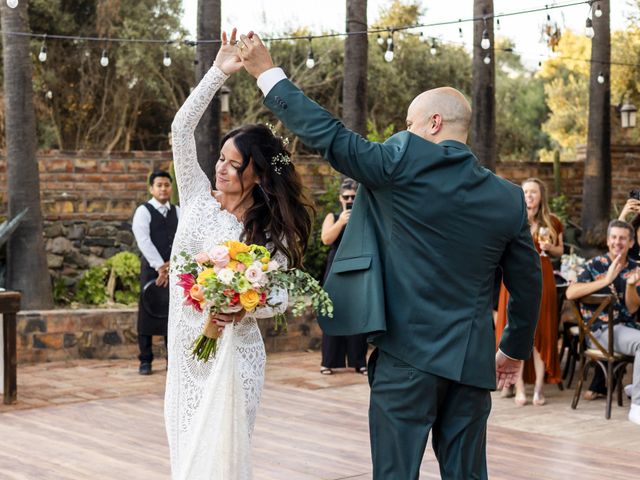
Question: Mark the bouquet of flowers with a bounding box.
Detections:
[174,240,333,361]
[560,247,586,283]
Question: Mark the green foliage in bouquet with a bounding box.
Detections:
[271,268,334,323]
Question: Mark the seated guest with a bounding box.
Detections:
[619,197,640,262]
[566,219,640,425]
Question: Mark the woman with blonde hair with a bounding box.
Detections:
[495,177,563,406]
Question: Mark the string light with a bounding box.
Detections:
[384,33,394,62]
[481,29,490,50]
[496,19,501,31]
[594,3,603,18]
[163,48,172,67]
[45,90,53,100]
[376,34,383,46]
[38,42,47,62]
[430,39,437,56]
[585,17,595,39]
[458,27,463,39]
[483,54,491,64]
[596,72,605,84]
[6,0,18,8]
[305,37,315,69]
[100,49,109,67]
[419,31,427,43]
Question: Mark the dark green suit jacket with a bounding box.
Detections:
[265,79,542,390]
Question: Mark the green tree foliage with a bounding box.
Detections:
[494,39,550,161]
[26,0,191,151]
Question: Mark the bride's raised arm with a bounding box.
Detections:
[171,29,243,206]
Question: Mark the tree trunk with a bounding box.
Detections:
[581,0,611,245]
[342,0,368,136]
[195,0,221,184]
[1,1,53,308]
[470,0,496,171]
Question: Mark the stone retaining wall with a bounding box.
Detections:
[16,307,322,365]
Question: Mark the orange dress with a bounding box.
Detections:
[495,215,562,385]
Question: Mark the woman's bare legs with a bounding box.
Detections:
[514,362,527,406]
[532,348,546,405]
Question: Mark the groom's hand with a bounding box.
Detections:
[237,32,275,79]
[495,350,522,390]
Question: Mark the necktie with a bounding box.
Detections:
[158,205,168,217]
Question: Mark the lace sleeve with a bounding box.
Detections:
[171,65,229,206]
[253,249,289,319]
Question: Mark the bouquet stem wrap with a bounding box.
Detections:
[192,317,221,361]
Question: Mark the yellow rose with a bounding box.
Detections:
[239,289,260,312]
[197,268,216,285]
[224,240,251,259]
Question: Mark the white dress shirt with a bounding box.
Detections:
[131,197,180,270]
[257,67,287,97]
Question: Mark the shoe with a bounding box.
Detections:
[533,389,546,406]
[139,363,152,375]
[514,391,527,407]
[500,385,515,398]
[629,404,640,426]
[624,384,633,399]
[320,367,333,375]
[357,367,367,375]
[583,390,605,401]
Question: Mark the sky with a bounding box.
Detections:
[181,0,632,69]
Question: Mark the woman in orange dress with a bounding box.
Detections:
[495,177,563,406]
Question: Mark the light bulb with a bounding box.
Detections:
[594,3,603,18]
[597,72,605,84]
[398,33,405,41]
[384,50,394,62]
[430,40,437,56]
[306,57,315,69]
[496,19,501,31]
[481,30,490,50]
[38,45,47,63]
[100,50,109,67]
[6,0,18,8]
[483,55,491,65]
[419,32,427,43]
[458,27,463,39]
[163,51,172,67]
[45,90,53,100]
[386,36,392,45]
[377,34,384,46]
[585,18,595,39]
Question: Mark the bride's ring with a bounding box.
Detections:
[238,43,245,50]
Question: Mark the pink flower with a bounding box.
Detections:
[195,252,211,264]
[245,263,267,286]
[235,263,246,273]
[267,260,280,272]
[208,246,230,268]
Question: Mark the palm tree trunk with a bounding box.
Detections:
[342,0,368,136]
[581,0,611,244]
[470,0,496,171]
[1,1,53,308]
[195,0,221,184]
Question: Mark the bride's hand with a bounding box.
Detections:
[214,28,243,75]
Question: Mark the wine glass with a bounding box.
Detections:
[538,227,550,257]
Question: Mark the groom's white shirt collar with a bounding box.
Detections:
[257,68,287,97]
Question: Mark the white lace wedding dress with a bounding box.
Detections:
[164,64,286,480]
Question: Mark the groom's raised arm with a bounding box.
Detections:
[239,34,403,188]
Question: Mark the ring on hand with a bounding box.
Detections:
[238,43,245,50]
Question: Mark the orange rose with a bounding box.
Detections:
[224,240,251,260]
[239,289,260,312]
[189,284,205,303]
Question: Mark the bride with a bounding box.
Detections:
[164,29,313,479]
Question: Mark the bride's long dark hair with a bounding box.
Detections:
[216,124,314,269]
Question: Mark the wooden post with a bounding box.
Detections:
[0,291,21,405]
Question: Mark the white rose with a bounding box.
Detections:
[217,268,235,285]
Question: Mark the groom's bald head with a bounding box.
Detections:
[406,87,471,144]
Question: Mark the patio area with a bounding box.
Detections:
[1,351,639,479]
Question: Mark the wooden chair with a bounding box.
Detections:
[570,294,635,419]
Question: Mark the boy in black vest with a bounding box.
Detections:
[132,171,179,375]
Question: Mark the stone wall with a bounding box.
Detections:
[16,307,322,365]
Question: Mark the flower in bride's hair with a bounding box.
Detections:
[271,153,291,174]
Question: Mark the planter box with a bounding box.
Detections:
[16,307,322,364]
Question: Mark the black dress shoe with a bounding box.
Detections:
[139,362,152,375]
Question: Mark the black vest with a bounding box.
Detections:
[142,202,178,262]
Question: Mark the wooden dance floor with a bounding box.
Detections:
[1,352,639,479]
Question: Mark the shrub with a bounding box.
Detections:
[75,251,141,305]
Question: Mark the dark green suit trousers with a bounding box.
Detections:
[369,349,491,479]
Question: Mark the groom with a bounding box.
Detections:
[239,33,541,479]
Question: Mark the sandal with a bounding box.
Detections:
[320,367,333,375]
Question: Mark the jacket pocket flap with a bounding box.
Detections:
[331,256,372,274]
